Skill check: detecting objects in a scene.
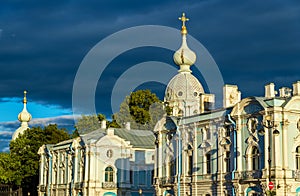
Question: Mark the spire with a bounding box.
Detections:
[179,12,189,35]
[12,90,32,140]
[23,90,27,104]
[173,13,196,73]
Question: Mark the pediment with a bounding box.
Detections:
[284,96,300,111]
[231,97,265,117]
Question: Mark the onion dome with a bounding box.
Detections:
[12,91,32,140]
[173,13,196,73]
[164,13,204,117]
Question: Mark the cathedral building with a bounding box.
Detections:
[38,123,155,196]
[153,13,300,196]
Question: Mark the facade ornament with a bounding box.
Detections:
[247,117,258,134]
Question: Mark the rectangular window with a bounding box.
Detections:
[206,129,211,140]
[206,154,211,174]
[130,170,133,184]
[226,151,230,172]
[188,155,193,175]
[297,156,300,170]
[135,151,145,164]
[139,170,146,185]
[151,170,154,185]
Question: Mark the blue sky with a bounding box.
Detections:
[0,0,300,151]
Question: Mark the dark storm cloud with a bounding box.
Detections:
[0,0,299,115]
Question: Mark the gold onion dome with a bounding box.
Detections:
[173,13,196,73]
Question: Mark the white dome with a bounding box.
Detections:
[18,108,32,122]
[173,35,196,70]
[165,72,204,102]
[12,91,31,140]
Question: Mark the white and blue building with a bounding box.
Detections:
[154,13,300,196]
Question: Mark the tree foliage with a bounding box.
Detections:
[0,152,20,184]
[114,89,165,130]
[75,113,120,134]
[9,124,70,195]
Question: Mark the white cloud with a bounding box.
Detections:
[0,131,13,136]
[1,147,9,152]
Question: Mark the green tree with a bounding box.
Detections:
[114,89,165,130]
[0,152,20,184]
[9,124,70,196]
[75,114,102,133]
[75,113,120,134]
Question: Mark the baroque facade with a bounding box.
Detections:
[38,123,155,196]
[153,13,300,195]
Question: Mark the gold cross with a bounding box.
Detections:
[179,13,189,34]
[179,13,189,27]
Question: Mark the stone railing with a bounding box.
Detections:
[74,182,83,190]
[235,170,262,180]
[160,176,175,187]
[102,182,116,189]
[292,170,300,181]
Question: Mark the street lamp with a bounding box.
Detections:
[260,115,279,187]
[139,188,143,196]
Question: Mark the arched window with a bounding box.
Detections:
[105,166,114,182]
[296,146,300,170]
[252,146,259,170]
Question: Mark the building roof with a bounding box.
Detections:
[79,127,155,149]
[113,128,155,149]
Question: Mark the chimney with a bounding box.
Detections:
[125,122,130,130]
[279,87,292,98]
[293,81,300,96]
[107,128,114,136]
[223,84,241,108]
[101,120,107,129]
[265,83,276,98]
[200,94,215,113]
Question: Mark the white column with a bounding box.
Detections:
[74,149,78,182]
[158,133,163,178]
[90,148,95,182]
[282,121,288,169]
[166,156,170,177]
[274,133,281,168]
[40,155,44,185]
[236,129,242,171]
[264,127,269,170]
[84,148,89,182]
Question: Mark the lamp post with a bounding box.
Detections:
[139,188,142,196]
[261,115,279,192]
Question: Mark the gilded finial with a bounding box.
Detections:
[23,90,27,104]
[179,13,189,35]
